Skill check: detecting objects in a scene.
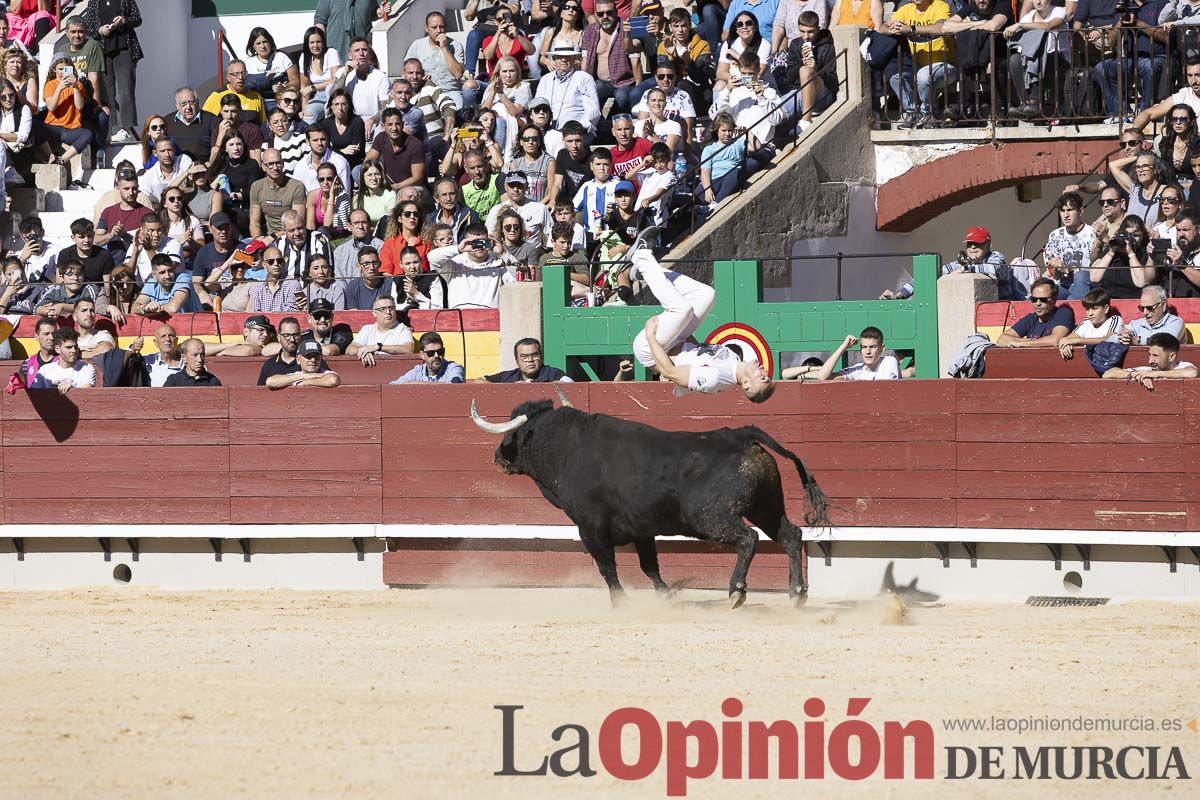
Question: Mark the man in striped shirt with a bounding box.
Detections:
[247,247,304,312]
[405,59,455,168]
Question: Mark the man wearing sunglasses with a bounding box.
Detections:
[391,332,465,383]
[299,298,355,356]
[580,0,641,114]
[1089,187,1129,263]
[996,277,1075,348]
[1120,284,1186,342]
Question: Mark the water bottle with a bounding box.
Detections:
[673,153,687,179]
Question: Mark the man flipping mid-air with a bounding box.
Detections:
[629,248,774,402]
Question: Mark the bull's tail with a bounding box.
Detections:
[747,428,830,528]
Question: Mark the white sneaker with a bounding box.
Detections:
[109,130,136,145]
[624,227,661,280]
[797,119,812,133]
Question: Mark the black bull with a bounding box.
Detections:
[470,393,830,608]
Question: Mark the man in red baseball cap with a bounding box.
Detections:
[882,225,1020,300]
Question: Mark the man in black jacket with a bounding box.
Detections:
[482,338,573,383]
[780,12,837,133]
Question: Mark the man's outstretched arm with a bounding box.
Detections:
[643,317,692,388]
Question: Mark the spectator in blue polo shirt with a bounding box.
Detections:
[131,254,202,314]
[391,332,466,383]
[1119,285,1186,344]
[996,277,1075,347]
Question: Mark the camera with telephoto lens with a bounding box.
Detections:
[1115,0,1136,20]
[1109,233,1130,254]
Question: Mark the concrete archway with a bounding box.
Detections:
[876,139,1118,232]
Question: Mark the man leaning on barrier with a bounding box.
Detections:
[996,277,1075,348]
[1103,331,1197,389]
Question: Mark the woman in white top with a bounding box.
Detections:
[0,78,31,183]
[1151,183,1186,244]
[634,88,683,154]
[1003,0,1067,117]
[481,56,530,152]
[244,26,300,108]
[299,25,341,124]
[715,12,771,92]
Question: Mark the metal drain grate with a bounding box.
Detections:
[1026,596,1110,607]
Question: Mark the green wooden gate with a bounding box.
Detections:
[541,255,940,379]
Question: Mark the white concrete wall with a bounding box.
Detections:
[771,180,1078,304]
[186,11,317,102]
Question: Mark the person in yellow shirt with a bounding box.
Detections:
[884,0,956,129]
[202,60,267,125]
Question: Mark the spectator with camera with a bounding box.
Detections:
[884,226,1020,300]
[1163,210,1200,296]
[428,222,516,309]
[1089,214,1156,299]
[1089,186,1129,261]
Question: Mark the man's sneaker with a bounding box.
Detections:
[897,111,919,129]
[623,226,661,279]
[110,129,137,145]
[797,119,812,133]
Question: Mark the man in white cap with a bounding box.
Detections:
[534,41,600,136]
[485,171,553,246]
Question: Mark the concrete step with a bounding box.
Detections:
[102,142,143,171]
[84,168,116,191]
[37,211,83,235]
[43,188,104,214]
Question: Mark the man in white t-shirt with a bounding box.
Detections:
[484,172,553,245]
[346,296,415,366]
[31,328,96,393]
[1043,191,1096,300]
[630,247,774,401]
[1133,59,1200,131]
[814,327,902,381]
[1103,332,1197,390]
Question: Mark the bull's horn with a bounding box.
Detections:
[470,399,529,435]
[554,384,574,408]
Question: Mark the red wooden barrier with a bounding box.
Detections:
[1,380,1195,531]
[982,346,1200,379]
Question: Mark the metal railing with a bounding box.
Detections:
[869,22,1190,129]
[662,47,852,247]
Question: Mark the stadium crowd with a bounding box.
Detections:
[2,0,1200,389]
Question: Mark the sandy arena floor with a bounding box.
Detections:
[1,588,1197,799]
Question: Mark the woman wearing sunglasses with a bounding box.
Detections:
[505,123,550,201]
[306,161,351,236]
[1153,104,1198,185]
[538,0,585,75]
[380,200,431,275]
[715,11,769,92]
[138,114,169,169]
[0,77,32,180]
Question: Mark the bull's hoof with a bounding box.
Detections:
[729,582,748,610]
[791,590,808,609]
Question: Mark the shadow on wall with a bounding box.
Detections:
[774,181,1080,303]
[25,389,80,443]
